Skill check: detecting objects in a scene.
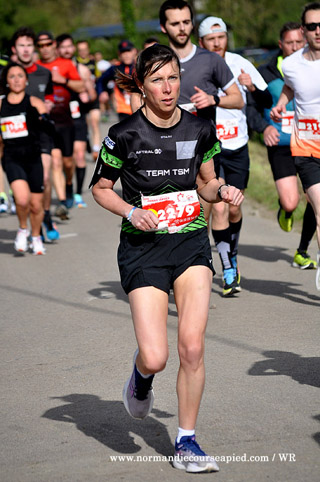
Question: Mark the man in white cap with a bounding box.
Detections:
[198,15,272,296]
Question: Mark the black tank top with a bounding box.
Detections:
[0,94,41,152]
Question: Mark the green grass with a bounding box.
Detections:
[247,138,306,224]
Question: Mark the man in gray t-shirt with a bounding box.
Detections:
[159,0,243,119]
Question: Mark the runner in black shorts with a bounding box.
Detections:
[248,21,317,270]
[90,44,243,473]
[57,33,98,207]
[0,63,51,255]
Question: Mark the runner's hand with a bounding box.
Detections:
[131,208,159,232]
[191,86,215,109]
[238,69,255,92]
[220,185,244,206]
[263,125,280,146]
[270,105,286,122]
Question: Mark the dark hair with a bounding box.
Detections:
[143,36,159,46]
[11,27,36,47]
[116,44,180,94]
[56,33,74,47]
[0,62,28,94]
[76,39,89,47]
[301,2,320,25]
[159,0,193,27]
[279,21,302,40]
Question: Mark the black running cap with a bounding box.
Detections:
[36,31,54,43]
[118,39,135,52]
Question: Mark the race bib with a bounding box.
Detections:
[216,119,238,140]
[179,103,197,115]
[297,114,320,140]
[281,111,294,134]
[69,100,81,119]
[141,190,200,234]
[1,114,28,139]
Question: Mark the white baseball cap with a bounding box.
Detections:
[198,16,227,38]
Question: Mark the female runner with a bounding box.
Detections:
[91,44,243,473]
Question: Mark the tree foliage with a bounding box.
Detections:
[0,0,310,55]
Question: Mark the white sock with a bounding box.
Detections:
[177,427,195,443]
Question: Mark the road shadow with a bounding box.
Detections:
[240,277,320,306]
[248,350,320,388]
[312,414,320,446]
[239,244,294,265]
[0,228,18,254]
[88,281,178,315]
[42,394,175,456]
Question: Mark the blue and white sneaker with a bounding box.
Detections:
[122,349,154,419]
[0,193,8,213]
[43,216,60,242]
[230,255,241,289]
[74,193,87,208]
[222,267,239,297]
[173,435,219,473]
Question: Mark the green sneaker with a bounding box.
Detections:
[292,250,317,270]
[277,207,293,232]
[316,252,320,290]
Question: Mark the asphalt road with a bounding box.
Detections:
[0,120,319,482]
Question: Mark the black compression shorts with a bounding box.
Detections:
[215,144,249,190]
[294,155,320,191]
[74,117,88,142]
[267,145,296,181]
[53,124,75,157]
[2,152,44,193]
[117,227,215,295]
[39,130,54,155]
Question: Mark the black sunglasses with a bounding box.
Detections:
[37,41,54,48]
[304,22,320,31]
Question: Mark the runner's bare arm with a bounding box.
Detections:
[92,177,158,231]
[270,84,294,121]
[197,159,244,205]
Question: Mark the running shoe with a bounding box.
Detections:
[173,435,219,473]
[30,235,46,255]
[43,215,60,242]
[292,250,317,269]
[0,193,8,213]
[9,191,16,214]
[222,267,240,297]
[54,203,69,220]
[277,207,293,232]
[231,254,241,285]
[316,252,320,291]
[66,184,74,209]
[14,228,29,253]
[74,193,87,208]
[122,349,154,419]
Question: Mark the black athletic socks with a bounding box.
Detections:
[298,202,317,252]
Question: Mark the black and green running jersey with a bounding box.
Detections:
[90,107,221,234]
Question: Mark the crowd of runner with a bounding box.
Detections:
[1,0,319,474]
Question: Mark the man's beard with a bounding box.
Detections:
[167,31,190,49]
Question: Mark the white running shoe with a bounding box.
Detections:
[30,236,46,255]
[14,228,30,253]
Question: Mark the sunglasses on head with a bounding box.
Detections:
[304,22,320,31]
[37,41,53,48]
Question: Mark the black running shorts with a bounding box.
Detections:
[294,155,320,191]
[118,227,215,295]
[216,144,250,190]
[2,152,44,193]
[267,145,296,181]
[53,124,75,157]
[74,117,88,142]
